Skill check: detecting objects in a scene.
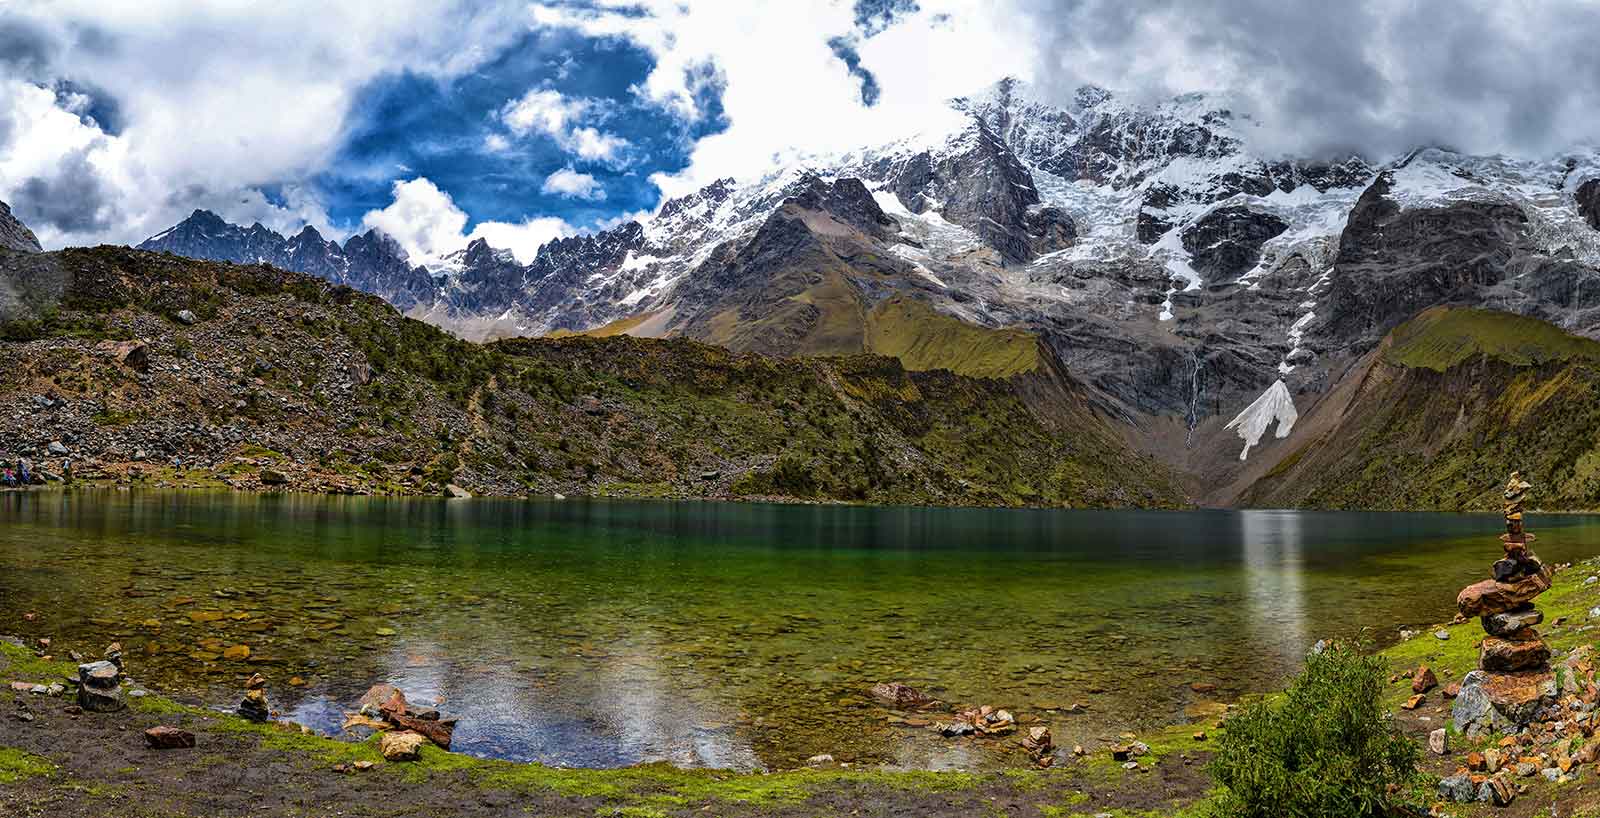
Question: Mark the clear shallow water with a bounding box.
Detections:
[2,490,1598,771]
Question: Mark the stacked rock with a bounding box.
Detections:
[76,659,126,712]
[239,673,271,722]
[1453,472,1557,736]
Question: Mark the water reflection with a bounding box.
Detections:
[1240,510,1308,667]
[3,491,1599,770]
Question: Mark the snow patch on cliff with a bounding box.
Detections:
[1225,380,1298,461]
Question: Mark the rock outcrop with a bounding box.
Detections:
[1180,205,1287,283]
[0,200,41,253]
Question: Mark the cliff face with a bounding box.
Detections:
[0,199,42,254]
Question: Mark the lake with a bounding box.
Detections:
[1,490,1595,771]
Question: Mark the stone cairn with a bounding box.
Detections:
[239,673,271,722]
[1452,472,1557,737]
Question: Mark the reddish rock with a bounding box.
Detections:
[1402,694,1425,710]
[1443,683,1460,699]
[387,711,454,750]
[1457,566,1553,618]
[357,683,402,715]
[1481,630,1552,673]
[1413,666,1438,694]
[1466,751,1486,771]
[379,688,408,719]
[143,726,195,749]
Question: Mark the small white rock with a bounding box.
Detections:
[1435,629,1451,640]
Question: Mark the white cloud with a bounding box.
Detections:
[528,1,1036,201]
[0,0,530,248]
[360,178,469,266]
[483,133,512,153]
[467,217,576,264]
[497,88,629,163]
[541,167,606,200]
[359,176,576,266]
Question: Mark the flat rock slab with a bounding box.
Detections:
[1458,566,1554,618]
[1481,631,1551,672]
[1482,604,1543,637]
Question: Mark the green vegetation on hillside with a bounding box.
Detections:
[1385,306,1600,371]
[0,246,1186,509]
[1245,307,1600,509]
[864,296,1042,379]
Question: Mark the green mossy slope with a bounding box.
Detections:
[1244,307,1600,510]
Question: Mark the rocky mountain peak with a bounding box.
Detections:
[1074,84,1114,110]
[657,177,737,221]
[183,209,230,232]
[782,175,897,240]
[0,199,42,253]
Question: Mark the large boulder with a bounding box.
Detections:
[97,339,151,373]
[1453,669,1557,735]
[1457,566,1554,618]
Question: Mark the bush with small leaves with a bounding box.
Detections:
[1204,642,1420,818]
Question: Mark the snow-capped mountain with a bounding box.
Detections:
[133,79,1600,499]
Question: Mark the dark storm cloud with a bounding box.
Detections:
[1015,0,1600,159]
[15,147,115,233]
[828,35,881,106]
[0,17,60,80]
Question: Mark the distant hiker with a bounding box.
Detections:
[1,468,15,488]
[61,459,73,485]
[17,459,30,485]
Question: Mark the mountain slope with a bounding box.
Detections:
[1240,307,1600,509]
[0,199,41,253]
[0,246,1186,508]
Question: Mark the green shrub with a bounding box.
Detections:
[1204,642,1419,818]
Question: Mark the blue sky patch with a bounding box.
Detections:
[313,27,728,232]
